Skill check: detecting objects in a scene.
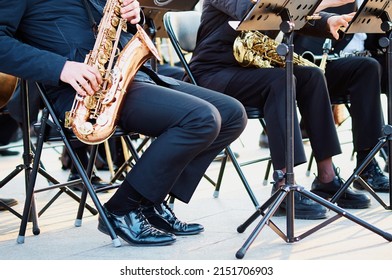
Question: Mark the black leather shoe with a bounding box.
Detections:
[353,160,389,193]
[142,201,204,235]
[271,184,327,220]
[0,149,20,156]
[67,172,112,192]
[311,176,371,209]
[0,197,18,211]
[98,206,176,246]
[259,131,269,148]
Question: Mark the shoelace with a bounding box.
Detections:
[368,161,384,177]
[135,209,157,234]
[161,201,188,229]
[161,201,177,218]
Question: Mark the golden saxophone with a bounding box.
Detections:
[65,0,161,145]
[233,30,318,68]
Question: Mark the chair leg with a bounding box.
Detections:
[226,146,259,208]
[34,82,121,247]
[103,140,115,178]
[306,151,314,177]
[263,159,273,185]
[64,139,121,247]
[212,150,229,198]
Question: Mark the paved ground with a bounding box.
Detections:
[0,98,391,279]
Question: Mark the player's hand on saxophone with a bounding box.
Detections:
[60,61,102,96]
[120,0,141,24]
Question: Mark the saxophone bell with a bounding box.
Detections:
[301,51,325,65]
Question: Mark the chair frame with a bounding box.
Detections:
[15,80,147,247]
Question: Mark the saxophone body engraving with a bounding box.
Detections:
[65,0,161,144]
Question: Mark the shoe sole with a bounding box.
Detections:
[311,190,371,209]
[0,200,18,211]
[173,228,205,236]
[98,221,176,246]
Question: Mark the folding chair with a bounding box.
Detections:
[164,10,273,208]
[16,80,142,247]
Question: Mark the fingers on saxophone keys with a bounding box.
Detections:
[75,79,93,96]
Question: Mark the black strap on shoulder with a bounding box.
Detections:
[82,0,98,35]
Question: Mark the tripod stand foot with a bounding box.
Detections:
[237,224,246,233]
[382,232,392,241]
[74,219,82,227]
[213,190,219,198]
[33,228,40,235]
[235,249,245,259]
[112,238,121,247]
[16,235,25,244]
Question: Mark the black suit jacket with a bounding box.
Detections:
[0,0,175,121]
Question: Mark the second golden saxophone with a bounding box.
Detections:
[65,0,161,145]
[233,30,317,68]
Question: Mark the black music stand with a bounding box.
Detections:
[140,0,199,38]
[140,0,199,71]
[233,0,392,259]
[329,0,392,209]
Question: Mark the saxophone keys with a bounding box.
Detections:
[83,96,97,110]
[64,111,72,128]
[78,122,94,135]
[111,16,120,28]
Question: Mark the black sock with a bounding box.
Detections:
[140,197,155,208]
[105,180,143,215]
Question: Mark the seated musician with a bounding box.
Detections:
[293,1,389,192]
[188,0,371,220]
[0,0,248,246]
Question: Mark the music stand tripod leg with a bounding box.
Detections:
[17,80,40,243]
[235,18,302,258]
[329,135,389,209]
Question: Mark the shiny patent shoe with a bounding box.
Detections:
[98,206,176,246]
[311,176,371,209]
[143,201,204,235]
[271,183,327,220]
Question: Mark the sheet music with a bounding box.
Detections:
[346,0,392,33]
[234,0,322,31]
